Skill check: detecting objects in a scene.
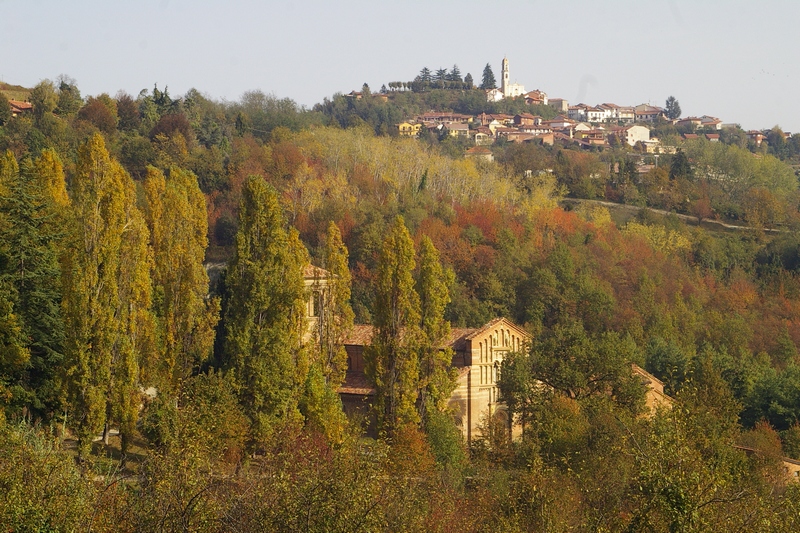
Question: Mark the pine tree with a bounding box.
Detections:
[415,236,457,425]
[225,176,309,441]
[481,63,497,90]
[365,216,421,436]
[0,153,67,419]
[419,67,432,83]
[448,64,462,82]
[143,166,220,389]
[464,73,474,89]
[0,153,31,411]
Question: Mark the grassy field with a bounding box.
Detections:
[0,81,31,102]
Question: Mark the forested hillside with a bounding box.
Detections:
[3,80,800,531]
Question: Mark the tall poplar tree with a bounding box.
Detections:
[225,176,309,440]
[415,236,456,424]
[62,134,152,456]
[299,221,353,441]
[143,166,219,388]
[365,216,422,435]
[319,221,354,387]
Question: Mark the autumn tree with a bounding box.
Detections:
[415,236,457,424]
[318,221,354,387]
[365,216,422,435]
[224,176,309,441]
[62,134,153,457]
[142,166,219,389]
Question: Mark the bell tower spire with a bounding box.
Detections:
[501,56,509,97]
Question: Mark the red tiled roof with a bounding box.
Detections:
[8,99,32,110]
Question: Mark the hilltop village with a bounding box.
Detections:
[370,58,778,156]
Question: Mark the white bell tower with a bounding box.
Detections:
[501,57,509,97]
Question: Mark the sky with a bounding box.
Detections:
[2,0,799,132]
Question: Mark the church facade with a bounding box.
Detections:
[337,318,530,443]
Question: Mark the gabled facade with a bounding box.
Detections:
[340,318,530,443]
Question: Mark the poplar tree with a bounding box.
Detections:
[415,236,456,424]
[365,216,421,435]
[62,134,152,456]
[113,198,154,458]
[319,221,354,387]
[225,176,309,440]
[143,166,219,388]
[299,221,353,441]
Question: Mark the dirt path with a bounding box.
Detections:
[560,198,785,234]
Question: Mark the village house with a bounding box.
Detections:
[610,124,650,146]
[470,130,492,146]
[634,104,664,122]
[8,99,33,117]
[699,115,722,130]
[465,145,494,161]
[417,111,472,124]
[443,122,469,138]
[747,130,766,146]
[548,98,569,114]
[523,90,548,106]
[513,113,540,126]
[518,123,553,136]
[395,121,421,137]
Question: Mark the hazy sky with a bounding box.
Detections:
[2,0,799,132]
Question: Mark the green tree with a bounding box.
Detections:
[665,95,681,120]
[318,221,354,387]
[142,166,220,389]
[481,63,497,90]
[365,216,422,435]
[54,76,82,117]
[448,64,462,82]
[62,134,150,456]
[416,236,457,424]
[0,93,11,125]
[669,149,693,181]
[0,153,66,419]
[29,80,58,120]
[464,72,474,89]
[419,67,432,82]
[224,176,309,441]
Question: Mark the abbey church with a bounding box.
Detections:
[303,265,530,443]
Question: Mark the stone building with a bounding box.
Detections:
[338,318,530,443]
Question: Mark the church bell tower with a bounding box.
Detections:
[501,57,509,97]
